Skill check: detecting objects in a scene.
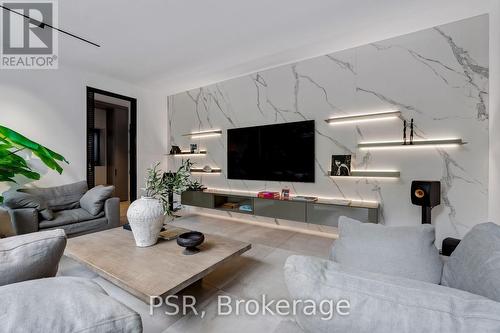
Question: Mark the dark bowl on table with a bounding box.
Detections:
[177,231,205,255]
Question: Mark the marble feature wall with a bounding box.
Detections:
[167,15,489,242]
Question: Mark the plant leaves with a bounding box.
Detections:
[0,124,68,183]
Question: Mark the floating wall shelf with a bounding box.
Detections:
[358,138,465,149]
[190,168,222,174]
[329,170,400,178]
[325,111,401,125]
[182,130,222,139]
[168,150,207,156]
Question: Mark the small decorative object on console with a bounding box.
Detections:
[239,205,252,212]
[190,143,198,153]
[159,227,189,241]
[410,118,414,145]
[281,188,290,200]
[403,120,407,145]
[222,202,239,209]
[170,145,181,154]
[291,196,318,202]
[331,155,351,176]
[177,231,205,255]
[187,180,206,191]
[202,165,212,173]
[257,191,281,199]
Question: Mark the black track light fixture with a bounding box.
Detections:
[0,4,100,47]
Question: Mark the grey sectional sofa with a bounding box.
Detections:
[2,181,120,236]
[0,229,142,333]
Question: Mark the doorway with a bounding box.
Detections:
[86,87,137,202]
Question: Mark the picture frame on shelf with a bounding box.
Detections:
[331,155,351,176]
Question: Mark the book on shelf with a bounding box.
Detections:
[291,196,318,202]
[257,191,281,199]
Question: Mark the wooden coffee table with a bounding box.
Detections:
[65,227,251,303]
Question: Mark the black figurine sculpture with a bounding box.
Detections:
[410,118,414,145]
[403,120,407,145]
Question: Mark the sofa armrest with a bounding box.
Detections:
[284,255,500,333]
[104,197,120,228]
[0,229,66,286]
[7,208,39,235]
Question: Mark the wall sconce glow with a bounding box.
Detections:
[325,111,401,125]
[329,170,400,178]
[358,138,465,149]
[169,150,207,156]
[190,168,222,174]
[183,130,222,139]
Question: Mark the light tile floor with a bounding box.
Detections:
[58,214,335,333]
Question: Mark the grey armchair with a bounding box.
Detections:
[0,229,142,333]
[2,181,120,237]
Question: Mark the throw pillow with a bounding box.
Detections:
[333,216,443,284]
[2,190,46,210]
[39,209,54,221]
[0,277,142,333]
[441,222,500,302]
[79,185,114,216]
[0,229,66,286]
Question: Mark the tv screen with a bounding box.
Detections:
[227,120,315,182]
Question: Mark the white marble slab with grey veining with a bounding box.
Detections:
[167,15,489,243]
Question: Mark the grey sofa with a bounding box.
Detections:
[0,229,142,333]
[284,219,500,333]
[2,181,120,237]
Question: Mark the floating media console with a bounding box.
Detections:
[181,190,379,226]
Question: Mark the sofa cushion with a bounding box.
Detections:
[0,276,142,333]
[43,217,108,236]
[332,216,442,284]
[39,208,104,229]
[21,181,88,211]
[80,185,114,216]
[0,229,66,286]
[2,190,46,210]
[441,222,500,302]
[284,255,500,333]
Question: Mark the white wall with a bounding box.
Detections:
[488,1,500,225]
[0,65,167,196]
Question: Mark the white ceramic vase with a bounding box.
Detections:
[126,196,164,247]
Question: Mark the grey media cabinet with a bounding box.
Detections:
[181,191,379,227]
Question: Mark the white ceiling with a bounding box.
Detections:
[58,0,492,94]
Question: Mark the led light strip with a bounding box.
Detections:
[325,111,401,125]
[358,138,465,149]
[182,130,222,139]
[169,150,207,156]
[329,170,400,178]
[190,168,222,174]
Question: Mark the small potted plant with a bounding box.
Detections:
[187,179,206,192]
[127,160,193,247]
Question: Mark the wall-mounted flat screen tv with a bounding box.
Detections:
[227,120,315,183]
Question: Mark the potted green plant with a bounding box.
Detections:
[126,160,194,247]
[0,125,68,203]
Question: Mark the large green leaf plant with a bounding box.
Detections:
[0,125,68,203]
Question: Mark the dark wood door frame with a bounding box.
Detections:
[86,87,137,201]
